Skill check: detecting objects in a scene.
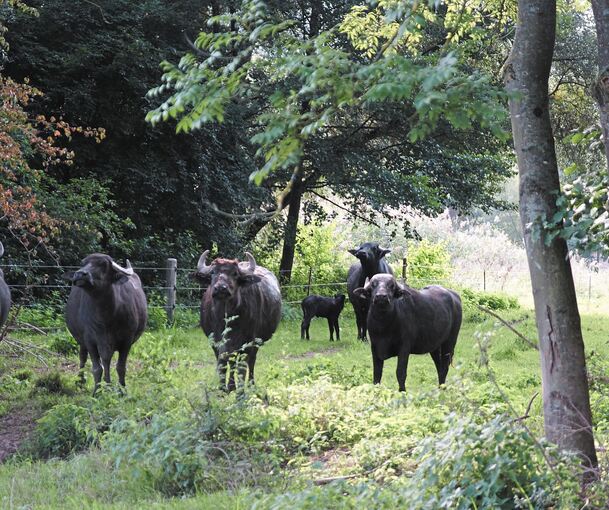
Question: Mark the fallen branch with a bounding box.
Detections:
[11,321,48,335]
[476,305,538,350]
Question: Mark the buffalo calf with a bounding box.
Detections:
[64,254,147,394]
[301,293,345,341]
[354,274,461,392]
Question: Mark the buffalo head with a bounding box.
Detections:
[193,251,261,301]
[348,242,391,264]
[62,254,134,290]
[354,274,406,311]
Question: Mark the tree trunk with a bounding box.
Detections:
[278,169,303,285]
[504,0,598,479]
[591,0,609,169]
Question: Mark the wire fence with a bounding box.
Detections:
[2,258,606,326]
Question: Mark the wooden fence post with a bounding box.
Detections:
[306,266,313,296]
[402,257,407,284]
[165,258,177,325]
[483,269,486,292]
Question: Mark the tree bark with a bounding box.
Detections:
[278,168,303,285]
[591,0,609,169]
[504,0,598,479]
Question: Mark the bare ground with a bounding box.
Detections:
[0,406,38,463]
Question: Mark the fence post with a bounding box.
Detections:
[306,266,313,296]
[483,269,486,292]
[165,258,177,325]
[402,257,407,284]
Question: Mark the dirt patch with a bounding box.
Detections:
[0,406,39,463]
[285,347,341,361]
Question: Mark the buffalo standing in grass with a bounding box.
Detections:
[64,254,147,394]
[0,242,10,329]
[354,274,462,392]
[193,251,281,391]
[301,293,345,341]
[347,242,392,341]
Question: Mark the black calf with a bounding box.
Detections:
[301,294,346,341]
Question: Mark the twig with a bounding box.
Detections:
[512,392,539,423]
[12,321,48,335]
[83,0,111,24]
[476,305,538,350]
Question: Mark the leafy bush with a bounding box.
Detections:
[253,415,579,510]
[460,288,520,322]
[406,240,452,286]
[401,414,579,509]
[18,305,64,329]
[32,371,75,395]
[24,403,91,459]
[24,391,124,459]
[46,333,79,355]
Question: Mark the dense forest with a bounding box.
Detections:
[2,0,609,508]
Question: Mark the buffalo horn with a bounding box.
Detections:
[244,252,256,272]
[197,250,211,273]
[111,259,134,276]
[0,241,3,258]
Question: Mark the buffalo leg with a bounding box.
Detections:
[355,311,363,340]
[101,355,112,385]
[430,349,444,385]
[78,344,88,385]
[217,356,229,391]
[301,316,311,340]
[89,346,103,395]
[396,351,410,392]
[371,346,384,384]
[327,318,334,341]
[116,347,130,388]
[245,347,258,385]
[334,317,340,341]
[360,310,368,342]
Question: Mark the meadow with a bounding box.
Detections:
[1,303,608,509]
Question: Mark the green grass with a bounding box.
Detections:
[0,309,608,509]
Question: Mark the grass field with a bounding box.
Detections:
[1,307,608,509]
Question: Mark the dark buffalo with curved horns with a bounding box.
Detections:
[193,251,282,391]
[63,254,147,394]
[354,274,462,391]
[0,242,11,330]
[346,242,393,341]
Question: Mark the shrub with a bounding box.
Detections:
[24,390,124,459]
[47,333,79,355]
[400,414,579,509]
[406,240,452,286]
[32,371,75,395]
[460,288,519,322]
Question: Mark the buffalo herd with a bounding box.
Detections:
[1,241,462,392]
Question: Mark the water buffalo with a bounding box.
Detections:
[0,242,10,330]
[63,254,147,394]
[193,251,282,391]
[301,293,346,341]
[347,242,393,341]
[354,274,461,392]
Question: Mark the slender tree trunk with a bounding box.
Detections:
[278,169,303,285]
[504,0,598,479]
[591,0,609,169]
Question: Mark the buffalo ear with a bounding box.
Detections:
[394,286,407,298]
[347,249,358,257]
[353,287,370,301]
[238,273,261,286]
[379,248,391,258]
[192,272,212,285]
[114,274,129,284]
[61,271,75,282]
